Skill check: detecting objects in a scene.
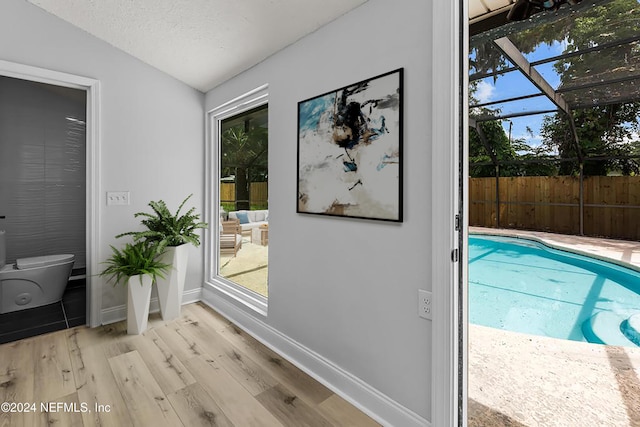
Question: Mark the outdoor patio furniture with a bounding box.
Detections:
[220,219,242,256]
[228,209,268,236]
[251,224,268,246]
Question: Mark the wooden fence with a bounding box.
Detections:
[220,182,268,205]
[469,176,640,241]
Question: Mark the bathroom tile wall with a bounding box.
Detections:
[0,76,86,268]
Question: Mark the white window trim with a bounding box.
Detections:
[205,84,269,317]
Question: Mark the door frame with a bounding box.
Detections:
[431,1,467,426]
[0,59,101,327]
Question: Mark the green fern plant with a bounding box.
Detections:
[99,240,171,286]
[117,194,208,252]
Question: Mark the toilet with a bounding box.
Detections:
[0,232,74,314]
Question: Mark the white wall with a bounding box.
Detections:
[204,0,432,423]
[1,0,441,423]
[0,0,205,311]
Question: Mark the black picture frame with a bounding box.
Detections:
[297,68,403,222]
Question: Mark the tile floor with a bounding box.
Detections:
[0,273,86,344]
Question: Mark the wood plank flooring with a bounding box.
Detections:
[0,302,380,427]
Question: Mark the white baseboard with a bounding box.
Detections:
[101,287,202,325]
[181,287,202,305]
[201,284,429,427]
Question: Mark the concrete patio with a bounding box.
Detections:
[219,234,268,297]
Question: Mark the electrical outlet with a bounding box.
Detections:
[418,289,432,320]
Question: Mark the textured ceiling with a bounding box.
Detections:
[27,0,369,92]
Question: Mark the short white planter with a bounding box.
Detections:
[156,244,189,321]
[127,274,153,334]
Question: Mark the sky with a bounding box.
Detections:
[472,40,567,151]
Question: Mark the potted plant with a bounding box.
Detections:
[99,240,170,334]
[117,194,208,320]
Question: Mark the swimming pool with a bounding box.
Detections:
[469,234,640,347]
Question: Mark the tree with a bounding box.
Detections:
[470,0,640,80]
[470,0,640,176]
[469,119,513,177]
[469,119,558,177]
[541,104,640,175]
[511,0,640,89]
[469,83,557,177]
[221,118,268,210]
[531,0,640,175]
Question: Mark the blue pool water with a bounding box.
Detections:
[469,235,640,347]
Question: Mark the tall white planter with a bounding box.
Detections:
[127,274,153,334]
[156,244,189,320]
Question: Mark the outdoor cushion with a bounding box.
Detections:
[236,211,250,224]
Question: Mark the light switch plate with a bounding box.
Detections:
[106,191,130,206]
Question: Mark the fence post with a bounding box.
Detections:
[579,163,584,236]
[495,165,500,228]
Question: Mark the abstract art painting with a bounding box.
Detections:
[297,68,403,222]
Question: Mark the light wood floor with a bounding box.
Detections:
[0,302,379,427]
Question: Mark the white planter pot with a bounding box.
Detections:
[127,274,153,334]
[156,244,189,321]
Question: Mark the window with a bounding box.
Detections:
[207,86,269,314]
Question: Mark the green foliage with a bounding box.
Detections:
[117,194,208,252]
[541,105,640,175]
[250,202,269,210]
[471,0,640,79]
[99,240,170,286]
[221,202,268,214]
[469,118,558,177]
[220,202,236,213]
[470,0,640,177]
[516,0,640,88]
[221,126,268,173]
[221,105,268,210]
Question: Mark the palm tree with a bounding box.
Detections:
[221,124,268,210]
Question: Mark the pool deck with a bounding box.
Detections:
[470,227,640,270]
[468,228,640,426]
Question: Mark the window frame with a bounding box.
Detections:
[205,84,269,316]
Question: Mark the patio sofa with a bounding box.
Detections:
[228,210,268,234]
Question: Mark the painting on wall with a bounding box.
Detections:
[297,68,403,222]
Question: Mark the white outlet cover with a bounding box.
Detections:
[418,289,432,320]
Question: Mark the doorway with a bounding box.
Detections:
[0,75,86,342]
[0,59,101,332]
[466,1,640,425]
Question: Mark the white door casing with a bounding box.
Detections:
[0,59,101,327]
